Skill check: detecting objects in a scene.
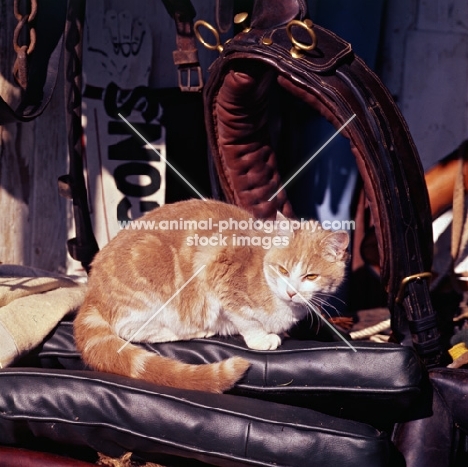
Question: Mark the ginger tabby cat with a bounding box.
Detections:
[74,199,349,393]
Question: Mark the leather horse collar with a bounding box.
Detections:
[202,0,442,366]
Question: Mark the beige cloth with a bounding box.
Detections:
[0,265,86,368]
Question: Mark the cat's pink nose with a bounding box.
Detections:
[287,289,297,298]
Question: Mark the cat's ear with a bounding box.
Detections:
[320,231,349,262]
[276,211,288,222]
[275,211,294,238]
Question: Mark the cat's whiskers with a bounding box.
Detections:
[308,295,341,320]
[302,300,321,330]
[314,291,347,307]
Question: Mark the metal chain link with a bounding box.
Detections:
[12,0,38,89]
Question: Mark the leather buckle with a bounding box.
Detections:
[395,272,432,304]
[178,65,203,92]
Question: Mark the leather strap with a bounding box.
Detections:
[0,0,67,124]
[203,0,442,365]
[451,146,467,262]
[428,140,468,291]
[161,0,203,91]
[216,0,234,33]
[61,0,99,272]
[451,142,468,279]
[1,0,98,271]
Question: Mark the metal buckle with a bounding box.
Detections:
[286,19,317,59]
[194,20,223,53]
[395,272,432,304]
[178,65,204,92]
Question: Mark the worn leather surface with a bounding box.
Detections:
[392,368,468,467]
[250,0,307,29]
[33,319,428,426]
[0,367,405,467]
[0,447,95,467]
[430,369,468,429]
[203,9,441,365]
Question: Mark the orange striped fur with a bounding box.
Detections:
[74,199,348,393]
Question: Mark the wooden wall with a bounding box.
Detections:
[0,0,467,273]
[0,0,217,275]
[380,0,468,170]
[0,3,69,273]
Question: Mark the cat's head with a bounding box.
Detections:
[263,215,349,305]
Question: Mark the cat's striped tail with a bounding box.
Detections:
[73,301,251,393]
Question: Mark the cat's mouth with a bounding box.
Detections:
[280,292,308,305]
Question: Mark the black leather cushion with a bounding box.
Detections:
[393,368,468,467]
[0,368,404,467]
[33,319,429,426]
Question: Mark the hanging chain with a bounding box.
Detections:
[12,0,38,89]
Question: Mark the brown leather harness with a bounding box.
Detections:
[202,0,442,365]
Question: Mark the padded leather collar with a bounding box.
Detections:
[203,17,441,364]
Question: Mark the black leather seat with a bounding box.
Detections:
[0,316,420,466]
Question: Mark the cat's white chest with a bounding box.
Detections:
[267,298,304,332]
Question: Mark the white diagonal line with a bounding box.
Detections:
[269,265,357,352]
[117,265,206,353]
[118,113,207,201]
[268,114,356,201]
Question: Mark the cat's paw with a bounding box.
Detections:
[244,333,282,351]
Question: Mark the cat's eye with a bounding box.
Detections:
[305,274,319,281]
[278,266,289,276]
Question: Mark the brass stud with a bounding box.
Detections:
[234,12,251,33]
